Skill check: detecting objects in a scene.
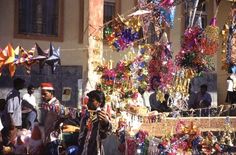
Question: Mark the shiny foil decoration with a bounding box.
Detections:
[125,17,142,32]
[205,25,220,43]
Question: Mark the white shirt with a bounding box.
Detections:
[23,93,36,108]
[4,89,22,126]
[227,74,236,92]
[136,93,145,106]
[0,119,3,131]
[227,78,234,92]
[136,91,151,107]
[232,74,236,90]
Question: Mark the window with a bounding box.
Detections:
[14,0,64,41]
[104,0,116,23]
[104,0,121,23]
[184,0,207,29]
[103,0,121,40]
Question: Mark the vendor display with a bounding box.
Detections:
[2,0,236,155]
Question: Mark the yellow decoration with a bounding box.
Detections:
[205,25,220,42]
[156,90,165,103]
[125,17,141,32]
[0,44,16,77]
[221,23,230,70]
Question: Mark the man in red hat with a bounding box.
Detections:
[40,82,63,143]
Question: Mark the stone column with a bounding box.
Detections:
[85,0,104,91]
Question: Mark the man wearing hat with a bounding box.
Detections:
[40,82,63,143]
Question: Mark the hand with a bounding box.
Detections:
[97,110,109,126]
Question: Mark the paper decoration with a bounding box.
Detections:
[0,44,16,77]
[14,46,35,74]
[0,43,60,77]
[128,10,151,17]
[45,43,61,73]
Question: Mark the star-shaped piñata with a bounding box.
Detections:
[32,43,49,72]
[45,43,61,73]
[14,46,35,74]
[0,44,16,77]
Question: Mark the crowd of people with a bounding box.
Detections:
[0,78,113,155]
[0,74,235,155]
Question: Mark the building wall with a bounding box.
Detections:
[0,0,87,75]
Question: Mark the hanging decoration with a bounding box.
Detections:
[204,0,221,54]
[167,69,195,111]
[147,32,176,98]
[95,45,152,108]
[175,26,216,73]
[45,43,61,73]
[14,46,34,74]
[0,43,61,77]
[102,0,178,52]
[0,44,16,77]
[222,6,236,72]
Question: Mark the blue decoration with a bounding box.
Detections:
[137,75,145,81]
[121,28,133,44]
[66,146,79,155]
[191,136,203,154]
[139,62,146,68]
[45,43,61,73]
[113,41,121,52]
[140,48,146,55]
[231,65,236,74]
[159,6,176,28]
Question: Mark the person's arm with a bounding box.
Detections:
[21,99,34,113]
[193,93,201,109]
[149,93,155,111]
[7,98,15,128]
[98,110,112,139]
[204,93,212,107]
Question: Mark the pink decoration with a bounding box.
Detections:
[160,0,174,6]
[210,18,217,26]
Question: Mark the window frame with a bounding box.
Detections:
[104,1,116,23]
[14,0,64,42]
[103,0,121,44]
[104,0,121,23]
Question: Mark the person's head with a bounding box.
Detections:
[200,84,208,94]
[138,86,145,95]
[13,78,25,90]
[27,84,35,95]
[150,76,160,91]
[41,83,55,102]
[87,90,105,110]
[96,83,102,91]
